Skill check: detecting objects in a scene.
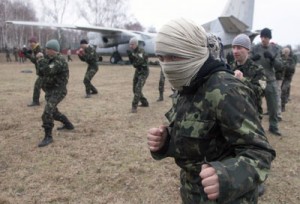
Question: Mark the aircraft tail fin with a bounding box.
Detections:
[218,16,248,33]
[221,0,255,30]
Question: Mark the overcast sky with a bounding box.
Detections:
[32,0,299,48]
[129,0,299,47]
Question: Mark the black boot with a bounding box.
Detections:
[91,87,98,95]
[38,128,53,147]
[57,115,74,130]
[281,104,285,112]
[258,184,265,197]
[27,101,40,107]
[157,92,164,102]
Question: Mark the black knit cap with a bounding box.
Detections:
[260,28,272,39]
[80,39,88,44]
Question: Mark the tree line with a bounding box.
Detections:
[1,0,146,51]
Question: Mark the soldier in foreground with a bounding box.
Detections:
[77,39,99,98]
[127,37,149,113]
[25,36,43,106]
[36,39,74,147]
[147,18,275,203]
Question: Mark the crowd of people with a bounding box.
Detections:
[4,18,297,203]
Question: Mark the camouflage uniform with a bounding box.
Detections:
[24,44,43,104]
[250,43,282,132]
[128,47,149,108]
[157,68,165,101]
[37,53,72,133]
[78,45,99,95]
[151,59,275,203]
[281,55,296,110]
[232,59,266,119]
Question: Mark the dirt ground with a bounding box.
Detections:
[0,54,299,204]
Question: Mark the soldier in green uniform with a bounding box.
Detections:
[231,34,266,120]
[127,37,149,113]
[36,39,74,147]
[157,67,165,101]
[250,28,283,136]
[77,39,99,98]
[147,18,275,204]
[25,37,43,106]
[281,47,296,112]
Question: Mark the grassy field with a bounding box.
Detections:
[0,55,299,204]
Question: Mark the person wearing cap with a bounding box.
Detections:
[35,39,74,147]
[25,36,43,107]
[231,34,266,120]
[147,18,275,203]
[76,39,99,98]
[250,28,283,136]
[127,37,149,113]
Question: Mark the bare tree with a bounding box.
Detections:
[77,0,135,28]
[0,0,37,49]
[40,0,70,44]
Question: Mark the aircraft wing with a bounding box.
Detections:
[5,21,139,47]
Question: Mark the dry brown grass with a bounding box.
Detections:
[0,54,299,204]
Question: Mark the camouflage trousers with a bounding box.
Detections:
[32,76,43,103]
[42,88,69,129]
[84,66,99,94]
[265,81,280,130]
[158,68,165,94]
[281,78,292,105]
[132,70,149,108]
[276,80,283,116]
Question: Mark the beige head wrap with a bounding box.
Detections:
[155,18,209,90]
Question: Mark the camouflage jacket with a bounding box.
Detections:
[250,43,282,82]
[37,54,69,91]
[128,47,149,74]
[78,45,98,69]
[24,44,42,75]
[282,55,296,79]
[151,59,276,203]
[232,58,266,100]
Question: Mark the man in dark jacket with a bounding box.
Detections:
[250,28,283,136]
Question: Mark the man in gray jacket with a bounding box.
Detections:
[250,28,283,136]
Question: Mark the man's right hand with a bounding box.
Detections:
[147,126,168,152]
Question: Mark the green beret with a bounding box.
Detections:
[46,39,60,52]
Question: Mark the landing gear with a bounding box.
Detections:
[110,51,123,64]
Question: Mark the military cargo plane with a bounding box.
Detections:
[6,0,257,64]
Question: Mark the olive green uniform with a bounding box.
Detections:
[151,59,275,203]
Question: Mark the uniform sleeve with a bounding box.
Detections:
[273,47,283,72]
[243,64,266,97]
[132,49,148,68]
[209,85,276,203]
